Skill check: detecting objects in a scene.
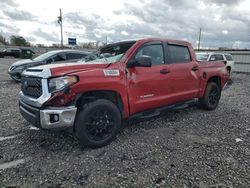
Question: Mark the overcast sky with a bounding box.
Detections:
[0,0,249,48]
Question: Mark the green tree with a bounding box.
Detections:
[10,35,30,46]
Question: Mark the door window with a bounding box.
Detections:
[168,44,191,63]
[135,44,164,66]
[66,53,87,60]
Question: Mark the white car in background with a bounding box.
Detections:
[196,52,234,74]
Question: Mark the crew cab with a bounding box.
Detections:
[196,52,234,74]
[19,38,229,148]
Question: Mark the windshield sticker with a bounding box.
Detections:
[103,69,120,76]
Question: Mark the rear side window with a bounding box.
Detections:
[168,44,191,63]
[224,54,233,61]
[215,54,224,60]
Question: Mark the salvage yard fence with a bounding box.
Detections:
[230,52,250,73]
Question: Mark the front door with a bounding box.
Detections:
[126,42,171,114]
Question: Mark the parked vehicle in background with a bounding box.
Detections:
[196,52,234,74]
[0,48,21,58]
[8,49,90,82]
[19,38,229,148]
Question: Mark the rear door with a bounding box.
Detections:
[126,42,171,114]
[164,43,200,103]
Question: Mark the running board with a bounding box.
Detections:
[128,99,197,121]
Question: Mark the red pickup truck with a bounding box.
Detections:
[19,38,229,148]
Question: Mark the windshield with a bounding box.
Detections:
[33,51,57,61]
[82,41,136,64]
[196,53,209,61]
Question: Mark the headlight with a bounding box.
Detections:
[13,65,30,71]
[15,66,25,70]
[9,65,16,71]
[48,76,78,93]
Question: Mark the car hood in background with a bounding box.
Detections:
[12,59,35,67]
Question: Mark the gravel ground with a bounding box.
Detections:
[0,58,249,188]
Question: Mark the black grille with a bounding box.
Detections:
[21,76,42,98]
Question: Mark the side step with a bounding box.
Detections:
[128,99,197,121]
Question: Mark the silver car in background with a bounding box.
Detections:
[196,52,234,74]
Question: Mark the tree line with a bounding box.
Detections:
[0,35,31,46]
[0,34,100,49]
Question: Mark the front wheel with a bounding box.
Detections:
[75,99,122,148]
[199,82,221,110]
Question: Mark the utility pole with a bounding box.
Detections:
[58,8,63,48]
[198,28,202,51]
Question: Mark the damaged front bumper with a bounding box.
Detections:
[19,100,77,129]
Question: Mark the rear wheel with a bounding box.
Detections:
[75,99,122,148]
[199,82,221,110]
[227,67,231,75]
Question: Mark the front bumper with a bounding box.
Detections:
[19,100,77,129]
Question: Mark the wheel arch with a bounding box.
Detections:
[207,76,221,88]
[198,75,222,98]
[75,90,125,118]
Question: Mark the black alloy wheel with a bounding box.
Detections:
[199,82,221,110]
[75,99,122,148]
[208,87,220,107]
[85,109,115,141]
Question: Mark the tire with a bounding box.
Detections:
[199,82,221,110]
[75,99,122,148]
[227,67,231,75]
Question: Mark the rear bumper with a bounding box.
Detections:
[19,100,77,129]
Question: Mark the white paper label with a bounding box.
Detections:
[103,69,120,76]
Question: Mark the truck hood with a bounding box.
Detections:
[28,61,111,77]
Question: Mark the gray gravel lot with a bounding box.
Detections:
[0,58,249,187]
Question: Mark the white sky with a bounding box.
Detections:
[0,0,250,48]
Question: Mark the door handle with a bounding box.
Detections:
[160,69,170,74]
[192,66,198,71]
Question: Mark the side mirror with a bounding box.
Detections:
[127,55,152,68]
